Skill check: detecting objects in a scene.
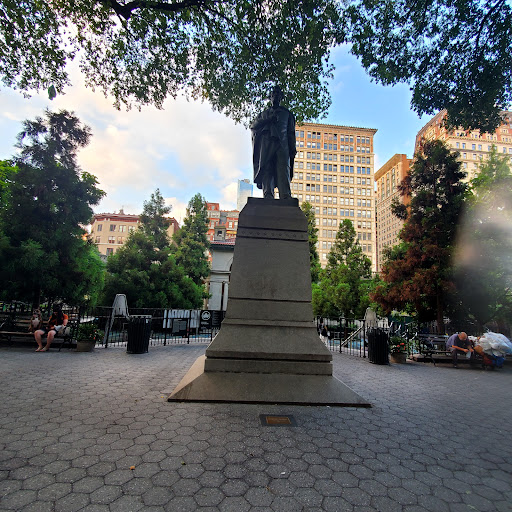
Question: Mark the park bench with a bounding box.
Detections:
[411,333,485,367]
[0,312,77,351]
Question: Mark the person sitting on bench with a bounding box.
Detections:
[447,332,473,368]
[34,304,68,352]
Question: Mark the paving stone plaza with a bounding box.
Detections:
[1,344,511,512]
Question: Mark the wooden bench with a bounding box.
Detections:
[0,313,76,351]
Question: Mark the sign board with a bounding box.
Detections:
[200,310,212,329]
[211,310,224,328]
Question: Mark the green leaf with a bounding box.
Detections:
[48,85,57,100]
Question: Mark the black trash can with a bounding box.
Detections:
[367,328,389,365]
[126,315,152,354]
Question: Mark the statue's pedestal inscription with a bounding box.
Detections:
[168,198,369,407]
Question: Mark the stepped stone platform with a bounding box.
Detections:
[169,198,369,407]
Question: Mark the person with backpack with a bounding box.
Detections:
[34,303,68,352]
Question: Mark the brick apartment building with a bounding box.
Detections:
[90,211,180,257]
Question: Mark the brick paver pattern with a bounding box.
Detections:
[1,344,511,511]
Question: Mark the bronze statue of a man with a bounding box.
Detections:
[250,85,296,199]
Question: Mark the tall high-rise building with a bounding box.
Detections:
[374,154,411,272]
[291,122,378,270]
[415,110,512,180]
[374,109,512,273]
[236,179,253,212]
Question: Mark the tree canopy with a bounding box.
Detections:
[1,1,510,130]
[345,0,512,132]
[0,109,105,306]
[139,188,171,250]
[313,219,372,318]
[1,0,341,124]
[172,193,210,286]
[101,189,204,308]
[372,140,467,330]
[453,146,512,329]
[0,160,17,207]
[300,201,321,283]
[101,230,203,308]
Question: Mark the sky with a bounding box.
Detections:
[0,45,431,225]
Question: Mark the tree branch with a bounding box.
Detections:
[474,0,507,54]
[101,0,217,20]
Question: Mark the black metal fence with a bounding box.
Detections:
[316,316,429,358]
[96,307,225,348]
[315,316,481,359]
[317,317,369,358]
[0,301,225,348]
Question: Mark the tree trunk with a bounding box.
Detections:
[32,286,41,310]
[436,290,445,334]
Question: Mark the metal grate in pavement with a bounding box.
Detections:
[259,414,297,427]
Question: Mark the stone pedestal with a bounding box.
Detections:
[168,198,369,407]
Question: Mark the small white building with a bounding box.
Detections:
[207,226,235,311]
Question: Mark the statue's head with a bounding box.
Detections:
[270,85,283,105]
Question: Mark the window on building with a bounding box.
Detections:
[106,248,114,256]
[95,236,100,243]
[117,237,123,244]
[97,224,102,232]
[109,224,116,231]
[108,236,115,243]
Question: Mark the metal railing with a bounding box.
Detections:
[316,316,423,358]
[0,302,225,348]
[88,307,225,348]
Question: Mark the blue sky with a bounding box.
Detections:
[0,45,430,224]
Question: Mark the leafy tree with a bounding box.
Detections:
[372,140,467,331]
[313,219,372,317]
[345,0,512,132]
[173,193,210,286]
[0,160,17,207]
[139,188,171,250]
[101,230,203,309]
[4,1,509,131]
[300,201,321,283]
[1,1,341,123]
[453,146,512,329]
[0,109,105,306]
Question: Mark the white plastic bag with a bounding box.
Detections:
[478,332,512,356]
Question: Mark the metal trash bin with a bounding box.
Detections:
[126,315,152,354]
[367,328,389,365]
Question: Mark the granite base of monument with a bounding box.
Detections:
[168,198,370,407]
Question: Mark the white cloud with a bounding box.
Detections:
[0,65,254,216]
[164,196,188,226]
[220,182,238,210]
